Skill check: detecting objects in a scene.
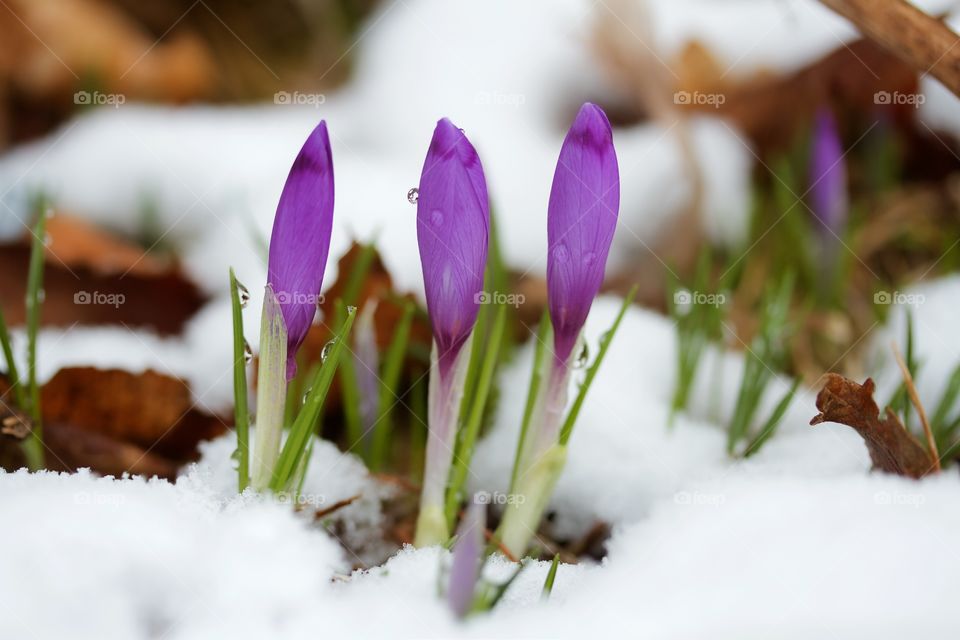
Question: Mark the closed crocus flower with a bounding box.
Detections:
[253,120,334,490]
[267,120,335,381]
[417,118,490,373]
[414,118,489,547]
[808,107,847,239]
[498,103,619,558]
[547,103,619,365]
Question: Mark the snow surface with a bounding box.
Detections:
[3,0,960,637]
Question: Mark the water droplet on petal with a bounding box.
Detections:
[407,188,419,204]
[430,209,444,227]
[552,244,569,264]
[582,251,597,268]
[236,281,250,308]
[243,340,253,364]
[574,341,590,369]
[36,289,46,303]
[321,338,338,362]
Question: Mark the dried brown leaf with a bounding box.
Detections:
[810,373,934,478]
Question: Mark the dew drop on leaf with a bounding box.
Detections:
[321,338,338,362]
[243,340,253,364]
[407,188,419,204]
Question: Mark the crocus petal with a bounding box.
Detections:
[416,118,489,374]
[547,103,619,363]
[267,120,335,381]
[809,107,847,238]
[448,499,485,618]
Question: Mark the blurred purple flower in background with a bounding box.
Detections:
[267,120,335,381]
[547,103,620,365]
[808,107,848,240]
[447,499,485,618]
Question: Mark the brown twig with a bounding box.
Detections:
[819,0,960,99]
[311,494,361,520]
[484,528,518,563]
[892,343,941,472]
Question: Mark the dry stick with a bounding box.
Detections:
[892,343,941,473]
[819,0,960,99]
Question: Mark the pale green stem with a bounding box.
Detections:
[251,286,288,490]
[498,443,568,559]
[415,337,471,547]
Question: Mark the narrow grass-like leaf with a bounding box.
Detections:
[509,308,551,494]
[0,305,25,409]
[727,272,795,455]
[229,268,250,491]
[932,362,960,440]
[888,309,916,424]
[22,210,47,469]
[334,303,364,455]
[477,562,526,612]
[445,303,507,528]
[370,301,415,471]
[458,298,489,429]
[558,286,638,446]
[743,378,801,457]
[542,554,560,599]
[410,369,428,480]
[342,241,377,307]
[270,305,357,491]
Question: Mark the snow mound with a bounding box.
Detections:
[0,468,344,640]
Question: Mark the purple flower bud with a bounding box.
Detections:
[547,103,619,364]
[416,118,489,375]
[809,107,848,238]
[267,121,335,381]
[448,499,485,618]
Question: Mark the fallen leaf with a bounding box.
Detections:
[40,367,227,461]
[810,373,934,478]
[0,212,207,335]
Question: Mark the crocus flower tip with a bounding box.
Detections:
[267,119,335,381]
[547,102,619,364]
[416,118,489,361]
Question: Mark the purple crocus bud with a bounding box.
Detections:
[267,120,335,381]
[808,107,848,238]
[448,499,486,619]
[547,103,619,365]
[414,119,489,547]
[416,118,489,374]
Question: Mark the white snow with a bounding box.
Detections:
[3,0,960,637]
